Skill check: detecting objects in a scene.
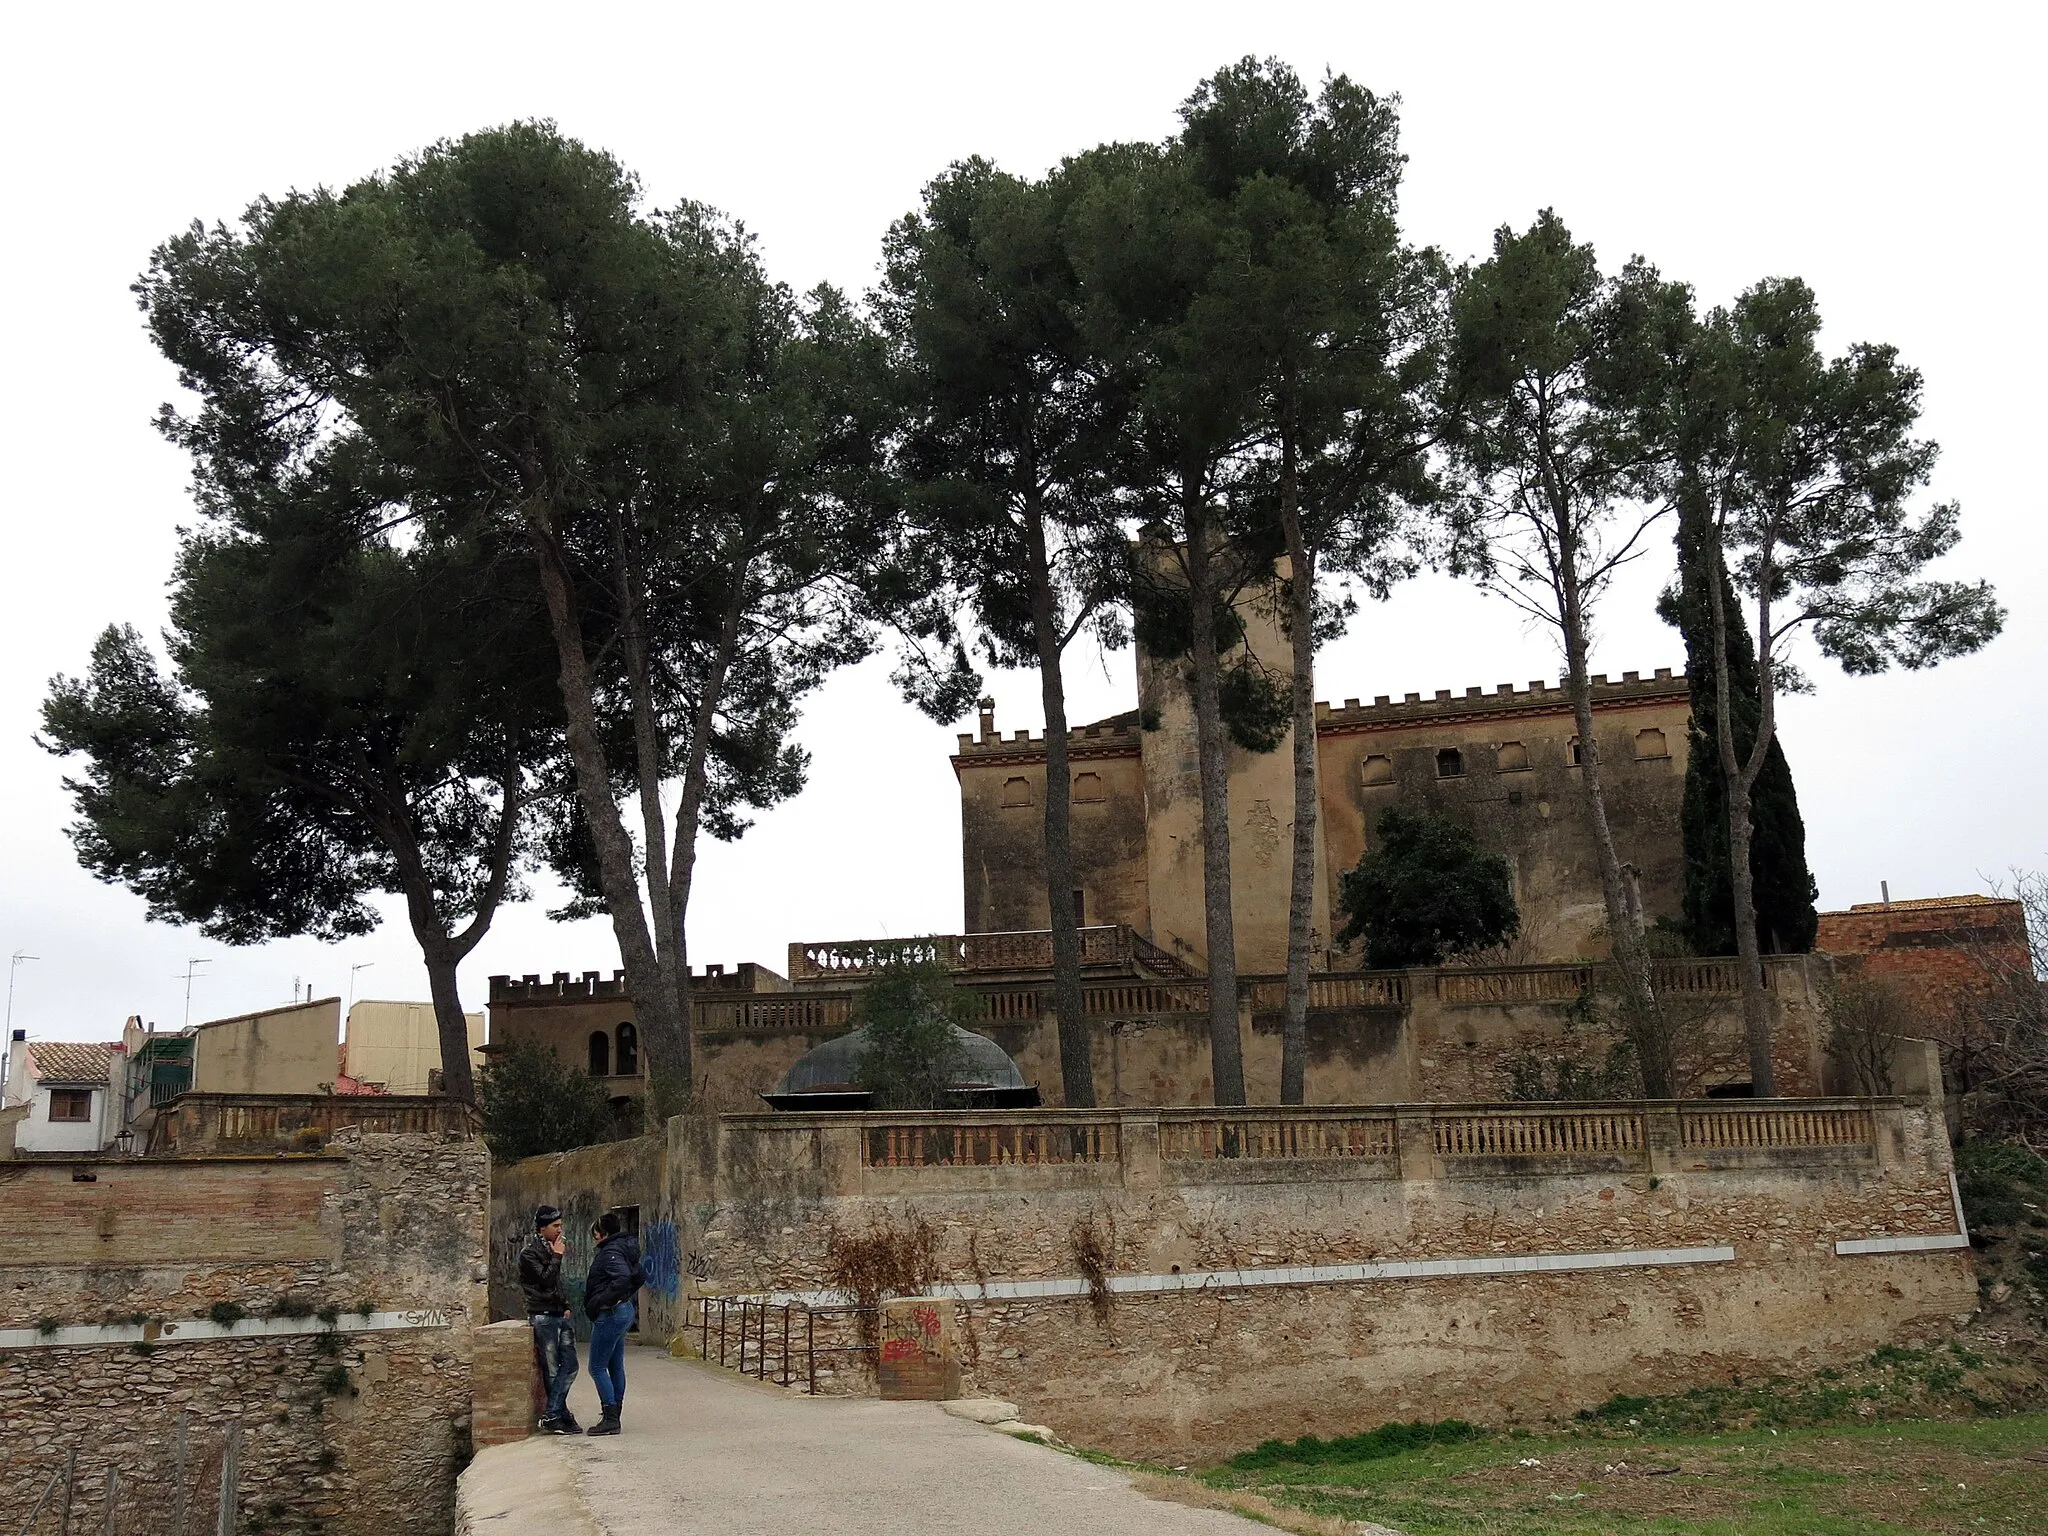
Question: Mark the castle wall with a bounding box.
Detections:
[1315,672,1693,962]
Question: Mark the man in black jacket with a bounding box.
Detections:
[582,1211,644,1436]
[518,1205,581,1434]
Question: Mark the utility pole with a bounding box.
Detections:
[179,958,211,1029]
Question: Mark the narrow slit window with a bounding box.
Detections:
[588,1031,610,1078]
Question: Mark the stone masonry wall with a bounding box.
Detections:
[663,1100,1975,1460]
[0,1128,487,1536]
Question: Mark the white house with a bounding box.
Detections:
[2,1031,124,1154]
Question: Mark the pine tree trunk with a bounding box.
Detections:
[1706,539,1776,1096]
[1551,495,1669,1096]
[1277,420,1317,1106]
[1183,479,1247,1107]
[420,944,476,1101]
[1024,503,1095,1108]
[524,507,688,1084]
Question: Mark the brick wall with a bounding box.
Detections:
[468,1320,544,1450]
[0,1128,487,1536]
[1816,896,2030,1017]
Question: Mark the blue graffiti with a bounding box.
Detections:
[642,1217,682,1300]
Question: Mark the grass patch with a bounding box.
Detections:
[1230,1419,1481,1470]
[1199,1408,2048,1536]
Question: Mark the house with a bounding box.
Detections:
[3,1031,125,1154]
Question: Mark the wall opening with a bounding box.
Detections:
[1072,771,1104,803]
[1073,889,1087,926]
[1001,776,1033,808]
[1634,727,1669,760]
[1497,741,1529,772]
[1436,747,1465,779]
[1568,737,1583,766]
[1361,754,1394,786]
[588,1031,610,1078]
[615,1021,638,1076]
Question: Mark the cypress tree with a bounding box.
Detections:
[1667,489,1819,955]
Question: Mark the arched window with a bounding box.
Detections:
[615,1022,638,1076]
[588,1030,610,1077]
[1001,776,1033,808]
[1634,727,1669,760]
[1436,747,1464,779]
[1361,754,1394,786]
[1497,741,1529,772]
[1568,736,1584,766]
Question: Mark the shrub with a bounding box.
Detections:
[1228,1418,1481,1470]
[475,1039,618,1161]
[849,959,974,1111]
[207,1300,246,1328]
[1336,808,1519,968]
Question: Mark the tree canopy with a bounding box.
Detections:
[1336,807,1520,969]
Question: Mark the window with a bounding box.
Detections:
[1497,741,1529,772]
[1436,748,1464,779]
[588,1031,611,1077]
[1568,737,1583,766]
[1634,727,1669,760]
[1361,754,1394,786]
[1072,889,1086,926]
[48,1089,93,1123]
[1071,771,1104,803]
[615,1022,638,1076]
[1001,776,1033,808]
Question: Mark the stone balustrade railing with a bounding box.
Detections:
[710,1096,1913,1194]
[786,925,1202,985]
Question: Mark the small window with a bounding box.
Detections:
[615,1022,638,1076]
[1497,741,1529,773]
[1436,748,1464,779]
[1001,776,1033,808]
[48,1088,93,1123]
[1568,737,1583,766]
[1361,754,1394,787]
[1073,889,1087,926]
[1634,727,1669,760]
[589,1031,611,1077]
[1072,771,1104,803]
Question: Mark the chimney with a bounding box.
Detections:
[3,1030,28,1111]
[1881,880,1891,907]
[977,697,996,742]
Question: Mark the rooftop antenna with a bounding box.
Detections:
[347,962,374,1018]
[178,958,211,1029]
[7,951,37,1036]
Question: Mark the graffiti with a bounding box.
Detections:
[685,1252,712,1281]
[642,1217,682,1300]
[879,1337,923,1363]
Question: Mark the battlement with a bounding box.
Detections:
[952,706,1144,765]
[1315,667,1686,731]
[488,961,787,1005]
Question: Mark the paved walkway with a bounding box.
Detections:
[516,1347,1269,1536]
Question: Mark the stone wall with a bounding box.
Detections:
[0,1128,487,1536]
[661,1093,1974,1460]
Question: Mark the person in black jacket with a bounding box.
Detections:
[518,1205,581,1434]
[582,1211,644,1436]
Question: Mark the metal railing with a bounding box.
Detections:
[687,1296,874,1395]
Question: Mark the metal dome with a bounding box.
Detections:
[762,1023,1038,1110]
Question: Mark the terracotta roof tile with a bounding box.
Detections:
[29,1041,116,1084]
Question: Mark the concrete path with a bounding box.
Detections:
[528,1347,1271,1536]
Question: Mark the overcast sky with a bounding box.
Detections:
[3,2,2041,1045]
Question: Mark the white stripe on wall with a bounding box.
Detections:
[1834,1234,1971,1256]
[0,1309,452,1352]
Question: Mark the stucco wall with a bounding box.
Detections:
[191,998,340,1096]
[345,1001,486,1094]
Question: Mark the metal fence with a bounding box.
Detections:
[13,1419,242,1536]
[685,1296,875,1396]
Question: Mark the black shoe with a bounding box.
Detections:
[538,1415,571,1435]
[556,1409,583,1433]
[586,1406,621,1437]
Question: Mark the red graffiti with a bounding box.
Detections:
[912,1304,941,1338]
[879,1337,924,1363]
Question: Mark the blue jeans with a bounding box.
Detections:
[531,1313,578,1420]
[588,1300,635,1409]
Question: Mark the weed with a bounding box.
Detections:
[207,1300,246,1328]
[35,1317,59,1337]
[317,1303,341,1327]
[1228,1419,1481,1470]
[319,1365,350,1396]
[270,1294,317,1320]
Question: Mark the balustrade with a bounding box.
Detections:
[1158,1111,1397,1161]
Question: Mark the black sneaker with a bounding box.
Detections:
[538,1415,577,1436]
[556,1410,583,1434]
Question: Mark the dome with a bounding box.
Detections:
[763,1023,1039,1110]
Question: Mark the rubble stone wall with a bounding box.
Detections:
[0,1130,487,1536]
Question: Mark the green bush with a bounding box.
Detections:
[475,1038,618,1161]
[850,958,974,1111]
[1957,1138,2048,1230]
[1336,807,1519,968]
[1227,1418,1481,1469]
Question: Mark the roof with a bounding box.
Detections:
[29,1041,117,1085]
[1833,895,2018,915]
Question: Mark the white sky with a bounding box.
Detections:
[3,2,2041,1044]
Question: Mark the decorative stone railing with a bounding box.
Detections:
[712,1096,1912,1194]
[695,995,855,1033]
[147,1093,479,1155]
[786,925,1200,985]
